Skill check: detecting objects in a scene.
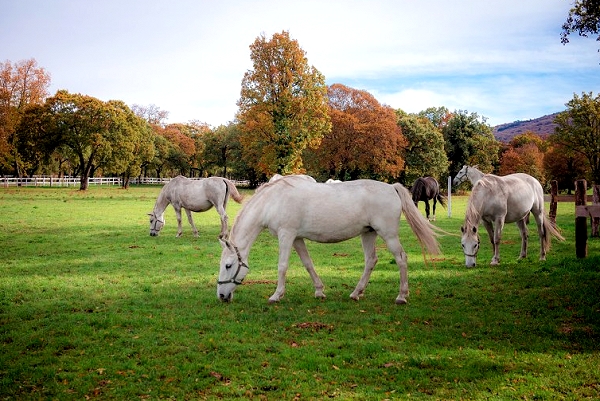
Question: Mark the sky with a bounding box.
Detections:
[2,0,599,127]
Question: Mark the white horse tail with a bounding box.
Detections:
[393,183,440,256]
[542,217,565,252]
[224,179,244,203]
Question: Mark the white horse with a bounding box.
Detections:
[148,176,243,238]
[461,173,564,267]
[217,176,440,304]
[452,165,485,187]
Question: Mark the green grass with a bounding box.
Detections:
[0,185,599,400]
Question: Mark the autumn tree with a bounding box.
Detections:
[396,110,448,185]
[551,92,600,183]
[543,143,588,192]
[0,58,51,175]
[443,110,500,178]
[237,31,331,175]
[305,83,405,181]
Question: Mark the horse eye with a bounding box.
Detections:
[225,263,232,270]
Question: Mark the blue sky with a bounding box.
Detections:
[2,0,599,127]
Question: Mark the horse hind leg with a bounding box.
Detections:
[516,218,529,260]
[350,231,379,301]
[380,234,409,304]
[293,238,325,299]
[214,202,229,238]
[425,200,431,221]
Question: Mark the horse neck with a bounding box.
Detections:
[468,168,484,184]
[153,190,170,216]
[228,206,264,258]
[465,191,483,227]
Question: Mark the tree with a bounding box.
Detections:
[396,110,448,185]
[41,90,149,190]
[418,106,451,130]
[561,0,600,51]
[499,144,546,184]
[237,31,331,175]
[305,84,405,181]
[0,58,51,175]
[443,110,500,178]
[543,143,588,192]
[551,92,600,183]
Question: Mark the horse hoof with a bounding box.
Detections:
[395,297,407,305]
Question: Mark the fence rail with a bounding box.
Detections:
[1,176,250,188]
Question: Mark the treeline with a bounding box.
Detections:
[2,33,599,190]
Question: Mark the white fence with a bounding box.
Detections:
[1,176,250,188]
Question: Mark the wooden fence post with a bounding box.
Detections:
[575,179,588,258]
[549,180,558,225]
[592,185,600,237]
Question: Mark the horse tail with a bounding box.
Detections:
[542,216,566,252]
[393,183,440,256]
[411,178,424,204]
[224,179,244,203]
[436,192,447,208]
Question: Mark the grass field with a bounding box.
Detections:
[0,184,599,400]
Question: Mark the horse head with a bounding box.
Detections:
[217,238,250,302]
[148,212,165,236]
[460,224,480,267]
[453,165,469,186]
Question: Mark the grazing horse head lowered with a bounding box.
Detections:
[148,176,243,238]
[460,172,564,267]
[217,176,440,304]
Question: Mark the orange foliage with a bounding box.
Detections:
[313,84,405,179]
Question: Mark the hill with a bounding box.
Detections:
[492,112,560,142]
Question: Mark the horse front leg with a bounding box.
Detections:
[350,231,379,301]
[184,208,199,237]
[491,219,505,265]
[481,220,497,265]
[174,207,184,237]
[269,233,295,303]
[516,218,529,259]
[293,238,325,299]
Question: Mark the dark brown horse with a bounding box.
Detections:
[410,177,446,221]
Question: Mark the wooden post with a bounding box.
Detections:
[549,180,558,225]
[592,185,600,237]
[575,179,588,258]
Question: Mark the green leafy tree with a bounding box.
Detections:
[561,0,600,52]
[552,92,600,183]
[237,31,331,175]
[443,110,499,178]
[396,110,448,184]
[42,90,149,190]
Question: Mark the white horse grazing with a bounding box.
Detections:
[453,165,485,186]
[148,176,243,238]
[217,176,440,304]
[461,173,564,267]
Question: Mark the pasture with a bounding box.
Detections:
[0,185,599,400]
